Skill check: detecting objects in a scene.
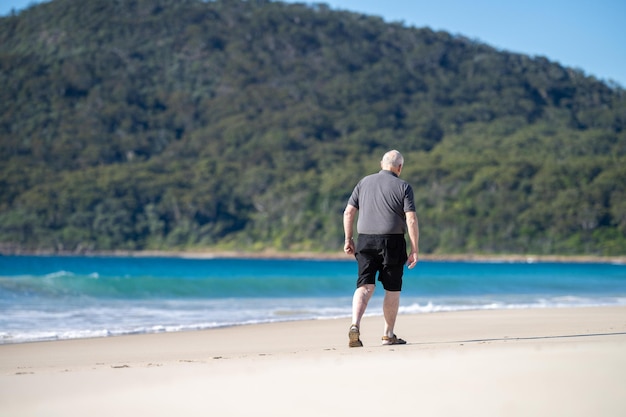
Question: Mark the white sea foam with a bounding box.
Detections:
[2,295,625,344]
[43,270,74,279]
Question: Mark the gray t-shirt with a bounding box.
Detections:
[347,170,416,235]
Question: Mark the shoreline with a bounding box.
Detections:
[2,305,625,370]
[4,301,626,346]
[2,248,625,264]
[1,306,625,416]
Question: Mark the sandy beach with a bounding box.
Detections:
[1,306,625,417]
[3,248,626,264]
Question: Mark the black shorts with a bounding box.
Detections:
[355,234,407,291]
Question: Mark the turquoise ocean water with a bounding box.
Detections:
[1,255,625,344]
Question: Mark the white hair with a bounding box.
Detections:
[381,150,404,169]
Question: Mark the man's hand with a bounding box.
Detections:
[406,251,418,269]
[344,239,355,255]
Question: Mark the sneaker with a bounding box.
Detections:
[348,324,363,347]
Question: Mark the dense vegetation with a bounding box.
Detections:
[1,0,625,255]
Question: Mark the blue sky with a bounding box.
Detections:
[2,0,624,87]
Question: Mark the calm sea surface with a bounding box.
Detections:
[1,255,625,344]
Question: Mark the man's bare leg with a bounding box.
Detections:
[349,284,375,347]
[383,290,400,338]
[352,284,375,327]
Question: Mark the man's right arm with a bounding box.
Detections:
[405,211,419,268]
[343,204,358,255]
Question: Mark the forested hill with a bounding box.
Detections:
[1,0,625,255]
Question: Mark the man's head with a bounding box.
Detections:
[381,150,404,175]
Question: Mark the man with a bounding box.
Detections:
[343,149,419,347]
